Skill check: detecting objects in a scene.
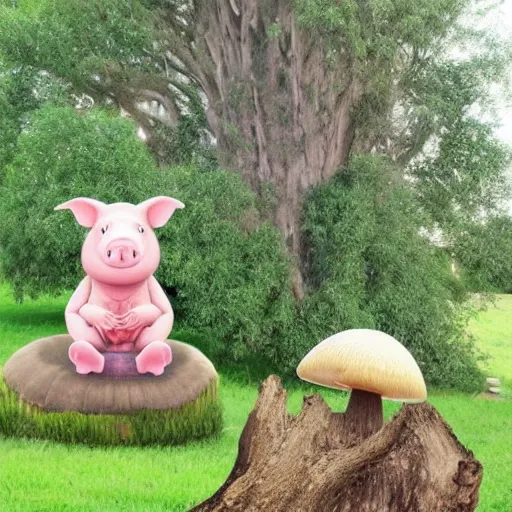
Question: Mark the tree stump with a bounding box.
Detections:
[192,375,482,512]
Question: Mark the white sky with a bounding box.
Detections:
[457,1,512,214]
[477,1,512,143]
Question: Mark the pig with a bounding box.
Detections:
[54,196,184,376]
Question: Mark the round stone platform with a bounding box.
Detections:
[3,334,218,414]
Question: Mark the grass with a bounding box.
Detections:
[469,294,512,394]
[0,372,222,447]
[0,282,511,511]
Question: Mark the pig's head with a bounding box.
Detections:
[55,196,184,285]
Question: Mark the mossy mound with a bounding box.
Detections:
[0,335,222,446]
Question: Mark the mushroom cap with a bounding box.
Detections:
[296,329,427,402]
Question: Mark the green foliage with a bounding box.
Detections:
[384,53,510,166]
[0,105,162,299]
[0,371,221,446]
[0,104,294,363]
[0,87,18,179]
[293,0,465,80]
[295,0,463,50]
[297,155,483,392]
[294,0,511,177]
[0,0,152,88]
[0,0,211,167]
[154,168,295,362]
[402,60,512,297]
[405,58,505,134]
[0,63,71,181]
[0,65,37,177]
[267,23,282,39]
[411,117,511,235]
[455,215,512,293]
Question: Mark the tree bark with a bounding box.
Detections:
[82,1,361,297]
[191,375,482,512]
[183,1,361,296]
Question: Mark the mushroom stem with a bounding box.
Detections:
[344,389,383,441]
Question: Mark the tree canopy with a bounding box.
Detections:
[1,0,509,264]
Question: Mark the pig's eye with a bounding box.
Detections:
[138,226,144,233]
[101,225,108,234]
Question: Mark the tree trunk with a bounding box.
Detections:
[185,1,361,296]
[191,376,482,512]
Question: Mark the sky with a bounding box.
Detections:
[459,1,512,213]
[477,1,512,144]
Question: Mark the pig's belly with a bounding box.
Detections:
[87,282,152,351]
[100,325,145,346]
[91,300,145,350]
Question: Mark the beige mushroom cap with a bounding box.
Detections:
[296,329,427,402]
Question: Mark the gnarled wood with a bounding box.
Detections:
[192,375,482,512]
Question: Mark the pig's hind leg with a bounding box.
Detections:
[67,322,106,374]
[69,340,105,374]
[135,342,172,376]
[134,319,172,376]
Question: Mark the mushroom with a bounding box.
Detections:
[296,329,427,441]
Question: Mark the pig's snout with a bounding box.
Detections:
[103,238,142,268]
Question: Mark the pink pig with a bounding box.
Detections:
[54,196,184,376]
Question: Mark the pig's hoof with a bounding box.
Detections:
[69,341,105,375]
[135,341,172,376]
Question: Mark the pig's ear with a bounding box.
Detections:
[54,197,106,228]
[137,196,185,228]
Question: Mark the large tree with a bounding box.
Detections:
[3,0,507,296]
[2,1,505,389]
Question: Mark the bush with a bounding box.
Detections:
[0,104,295,363]
[0,63,71,183]
[153,167,296,362]
[295,155,483,392]
[0,86,18,181]
[0,105,163,299]
[454,215,512,294]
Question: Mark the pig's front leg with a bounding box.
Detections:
[118,304,163,331]
[134,276,174,376]
[79,304,121,332]
[65,277,107,374]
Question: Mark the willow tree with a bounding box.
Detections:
[147,0,470,295]
[2,0,485,295]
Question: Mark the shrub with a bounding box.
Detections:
[295,155,483,392]
[153,167,296,362]
[0,63,71,183]
[0,104,295,363]
[0,105,163,300]
[454,215,512,294]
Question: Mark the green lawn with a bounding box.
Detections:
[469,294,512,393]
[0,283,511,511]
